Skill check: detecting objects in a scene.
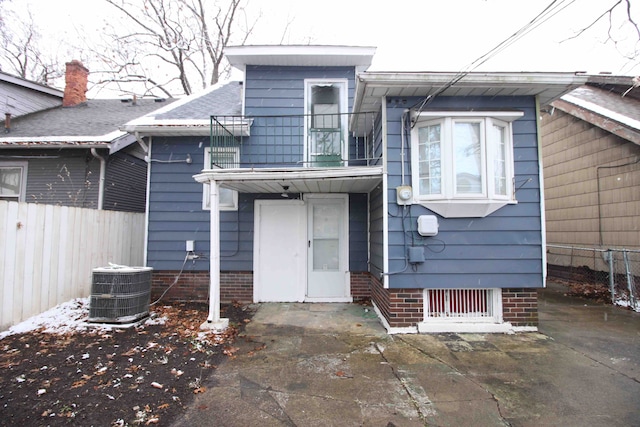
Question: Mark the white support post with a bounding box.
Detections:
[201,179,229,331]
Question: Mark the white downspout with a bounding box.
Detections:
[535,96,548,287]
[202,179,229,331]
[90,148,106,210]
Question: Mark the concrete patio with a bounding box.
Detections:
[173,282,640,426]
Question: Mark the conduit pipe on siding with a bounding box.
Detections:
[90,148,107,210]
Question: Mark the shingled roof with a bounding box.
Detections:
[552,77,640,146]
[122,81,242,136]
[0,98,175,149]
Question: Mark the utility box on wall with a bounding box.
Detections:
[417,215,439,236]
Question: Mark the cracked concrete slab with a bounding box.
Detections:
[173,285,640,426]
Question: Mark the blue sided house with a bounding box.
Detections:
[124,45,587,333]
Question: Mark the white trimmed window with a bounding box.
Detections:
[410,111,523,217]
[0,161,28,202]
[203,148,238,211]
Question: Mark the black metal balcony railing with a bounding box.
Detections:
[209,112,381,169]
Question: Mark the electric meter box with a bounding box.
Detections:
[417,215,439,236]
[396,185,413,205]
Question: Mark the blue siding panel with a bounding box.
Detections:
[385,96,544,289]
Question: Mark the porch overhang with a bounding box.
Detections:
[193,166,383,194]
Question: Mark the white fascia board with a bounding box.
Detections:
[353,72,588,111]
[123,118,252,137]
[358,71,587,87]
[225,45,376,69]
[0,130,125,145]
[122,120,211,134]
[562,94,640,131]
[193,165,384,184]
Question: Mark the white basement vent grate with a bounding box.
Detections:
[425,288,500,322]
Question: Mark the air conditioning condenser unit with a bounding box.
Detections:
[89,266,153,323]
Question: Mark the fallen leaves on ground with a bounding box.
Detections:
[554,278,611,303]
[0,302,254,426]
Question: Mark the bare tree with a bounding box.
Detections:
[567,0,640,64]
[0,3,64,84]
[99,0,256,96]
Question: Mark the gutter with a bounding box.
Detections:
[90,148,107,210]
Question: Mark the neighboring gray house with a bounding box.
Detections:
[1,71,63,118]
[541,75,640,278]
[124,45,586,333]
[0,61,174,212]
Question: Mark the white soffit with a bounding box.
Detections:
[225,45,376,69]
[194,166,383,194]
[353,72,589,112]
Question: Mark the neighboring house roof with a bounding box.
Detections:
[1,71,64,118]
[0,98,175,153]
[552,81,640,146]
[123,81,242,136]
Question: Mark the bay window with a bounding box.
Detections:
[411,111,523,217]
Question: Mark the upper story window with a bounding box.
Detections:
[410,111,523,218]
[0,161,27,202]
[304,79,348,167]
[203,147,239,211]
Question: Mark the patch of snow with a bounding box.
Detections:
[145,315,168,325]
[0,298,98,340]
[614,298,640,313]
[0,298,168,340]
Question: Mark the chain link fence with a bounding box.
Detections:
[547,244,640,312]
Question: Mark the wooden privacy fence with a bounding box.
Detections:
[0,201,145,331]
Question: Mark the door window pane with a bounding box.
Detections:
[312,204,340,271]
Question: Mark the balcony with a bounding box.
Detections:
[209,112,381,169]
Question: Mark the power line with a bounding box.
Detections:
[412,0,577,116]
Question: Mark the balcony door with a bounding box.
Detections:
[304,79,348,167]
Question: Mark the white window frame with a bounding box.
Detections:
[0,161,28,202]
[203,147,239,211]
[410,111,523,218]
[303,79,349,167]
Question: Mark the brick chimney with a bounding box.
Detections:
[63,60,89,107]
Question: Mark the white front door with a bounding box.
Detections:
[306,195,350,301]
[253,200,306,302]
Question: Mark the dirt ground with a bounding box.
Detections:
[0,302,256,426]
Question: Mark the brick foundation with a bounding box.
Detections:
[502,288,539,326]
[370,275,424,328]
[151,270,538,329]
[220,272,253,303]
[151,271,253,304]
[151,271,210,303]
[151,270,371,304]
[372,278,540,329]
[350,272,371,301]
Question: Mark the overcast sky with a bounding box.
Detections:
[19,0,640,77]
